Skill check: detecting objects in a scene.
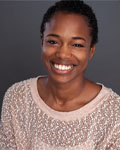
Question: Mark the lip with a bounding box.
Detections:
[50,61,74,75]
[50,60,77,66]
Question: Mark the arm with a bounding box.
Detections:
[109,123,120,150]
[0,86,17,150]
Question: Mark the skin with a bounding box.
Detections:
[37,12,101,112]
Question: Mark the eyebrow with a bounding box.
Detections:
[47,34,60,38]
[72,37,86,41]
[47,34,86,41]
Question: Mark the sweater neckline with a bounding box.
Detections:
[30,76,109,121]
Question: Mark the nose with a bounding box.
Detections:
[55,44,72,59]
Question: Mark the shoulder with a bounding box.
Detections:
[106,86,120,105]
[2,77,37,109]
[103,85,120,107]
[98,83,120,104]
[104,89,120,147]
[4,78,31,99]
[109,89,120,117]
[101,85,120,123]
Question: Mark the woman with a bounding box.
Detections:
[0,0,120,149]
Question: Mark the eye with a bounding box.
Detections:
[47,40,58,44]
[73,44,84,48]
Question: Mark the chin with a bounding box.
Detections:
[45,62,84,84]
[48,72,80,85]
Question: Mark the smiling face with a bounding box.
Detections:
[41,12,96,84]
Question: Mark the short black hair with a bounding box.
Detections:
[40,0,98,47]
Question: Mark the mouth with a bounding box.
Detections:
[50,61,76,74]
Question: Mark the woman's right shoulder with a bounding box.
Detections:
[2,77,35,106]
[5,78,30,96]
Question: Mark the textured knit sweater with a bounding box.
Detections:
[0,76,120,150]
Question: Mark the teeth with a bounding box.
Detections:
[54,64,72,70]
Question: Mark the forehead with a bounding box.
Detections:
[44,12,91,39]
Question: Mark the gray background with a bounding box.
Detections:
[0,0,120,114]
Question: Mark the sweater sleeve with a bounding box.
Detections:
[108,123,120,150]
[0,86,17,150]
[0,80,32,150]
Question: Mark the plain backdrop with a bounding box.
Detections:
[0,0,120,115]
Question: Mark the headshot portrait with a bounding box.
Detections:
[0,0,120,149]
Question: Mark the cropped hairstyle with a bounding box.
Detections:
[40,0,98,47]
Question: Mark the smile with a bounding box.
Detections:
[54,64,72,71]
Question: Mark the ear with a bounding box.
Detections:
[89,44,96,60]
[41,39,43,48]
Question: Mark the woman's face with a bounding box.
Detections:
[41,12,96,84]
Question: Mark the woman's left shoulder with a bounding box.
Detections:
[103,86,120,119]
[106,86,120,104]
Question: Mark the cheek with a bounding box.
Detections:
[74,51,90,63]
[41,48,51,63]
[74,51,90,72]
[42,45,57,56]
[41,47,56,68]
[41,50,49,67]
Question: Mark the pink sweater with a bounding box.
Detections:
[0,76,120,150]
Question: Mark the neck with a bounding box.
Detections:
[47,75,86,105]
